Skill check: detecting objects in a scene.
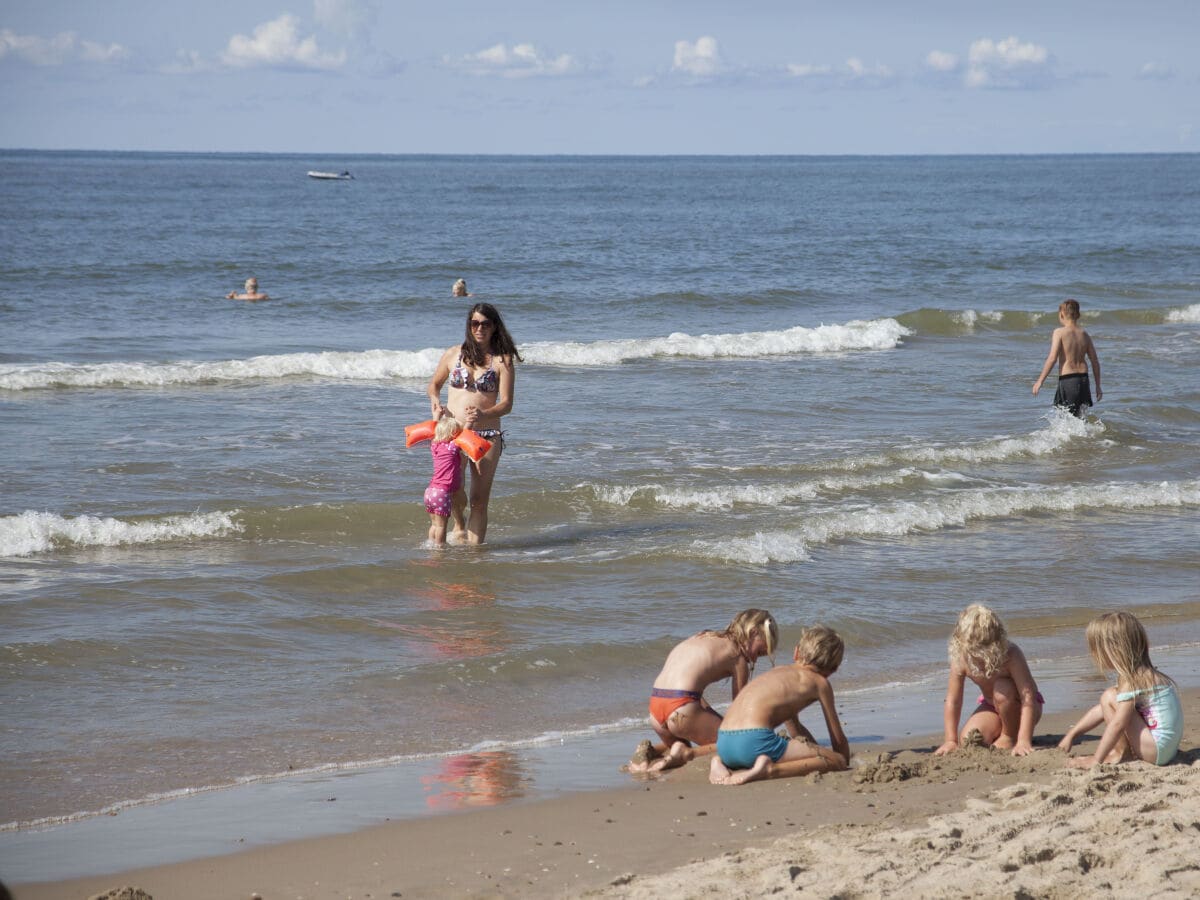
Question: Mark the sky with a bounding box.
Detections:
[0,0,1196,154]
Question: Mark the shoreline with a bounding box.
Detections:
[8,660,1198,899]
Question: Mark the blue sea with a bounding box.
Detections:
[1,151,1198,879]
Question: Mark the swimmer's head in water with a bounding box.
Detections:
[245,278,258,292]
[726,608,779,666]
[453,278,468,297]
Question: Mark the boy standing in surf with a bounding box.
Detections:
[1032,298,1102,417]
[708,625,850,785]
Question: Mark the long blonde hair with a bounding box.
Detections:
[948,604,1008,679]
[716,608,778,667]
[1086,611,1169,693]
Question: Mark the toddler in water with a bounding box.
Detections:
[1059,611,1183,768]
[628,609,778,773]
[935,604,1043,757]
[424,413,463,545]
[709,625,850,785]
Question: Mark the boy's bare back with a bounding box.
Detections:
[720,663,824,730]
[1050,323,1095,376]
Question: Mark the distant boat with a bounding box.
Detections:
[307,170,353,180]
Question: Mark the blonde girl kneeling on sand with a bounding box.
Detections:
[935,604,1043,757]
[629,609,778,773]
[1059,611,1182,768]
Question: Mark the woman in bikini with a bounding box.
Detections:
[426,303,521,544]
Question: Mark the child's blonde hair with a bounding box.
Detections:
[719,609,778,664]
[1059,298,1081,321]
[793,625,843,674]
[1086,611,1168,694]
[434,413,463,442]
[948,604,1008,679]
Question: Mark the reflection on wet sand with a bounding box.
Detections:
[421,750,529,809]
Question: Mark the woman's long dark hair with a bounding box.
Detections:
[460,303,522,367]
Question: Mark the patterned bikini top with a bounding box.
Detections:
[448,355,499,393]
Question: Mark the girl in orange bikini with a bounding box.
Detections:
[628,609,778,773]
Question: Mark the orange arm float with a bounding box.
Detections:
[404,420,492,463]
[404,419,437,447]
[452,429,492,463]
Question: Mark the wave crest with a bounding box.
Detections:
[0,510,243,557]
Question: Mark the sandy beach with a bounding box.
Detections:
[11,687,1197,900]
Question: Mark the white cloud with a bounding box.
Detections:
[313,0,376,39]
[673,36,723,78]
[221,14,345,71]
[448,42,579,78]
[924,50,959,73]
[965,36,1053,89]
[787,63,832,78]
[1137,61,1175,81]
[785,57,894,89]
[0,29,128,66]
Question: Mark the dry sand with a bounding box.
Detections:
[11,690,1198,900]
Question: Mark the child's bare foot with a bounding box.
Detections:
[709,755,733,784]
[647,742,689,773]
[962,728,986,748]
[625,740,660,773]
[724,754,772,785]
[710,754,771,785]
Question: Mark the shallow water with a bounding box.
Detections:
[2,152,1198,832]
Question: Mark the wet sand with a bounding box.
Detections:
[12,687,1197,900]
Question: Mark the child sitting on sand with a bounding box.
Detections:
[935,604,1043,757]
[424,413,463,545]
[628,609,778,773]
[1059,611,1183,768]
[708,625,850,785]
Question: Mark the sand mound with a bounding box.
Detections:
[601,754,1200,899]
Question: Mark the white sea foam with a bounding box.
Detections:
[1165,303,1200,324]
[590,468,922,511]
[587,417,1101,511]
[0,319,908,391]
[0,510,242,558]
[0,348,445,391]
[521,318,911,366]
[690,478,1200,564]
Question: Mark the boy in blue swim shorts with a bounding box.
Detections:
[710,625,851,786]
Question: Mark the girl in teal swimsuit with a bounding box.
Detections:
[1060,611,1183,767]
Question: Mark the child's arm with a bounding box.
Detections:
[1008,646,1040,756]
[730,655,751,699]
[817,679,851,765]
[1069,696,1137,768]
[782,715,814,742]
[1085,333,1102,400]
[934,668,965,755]
[1057,702,1105,753]
[1031,330,1063,395]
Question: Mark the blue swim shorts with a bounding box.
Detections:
[716,727,790,770]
